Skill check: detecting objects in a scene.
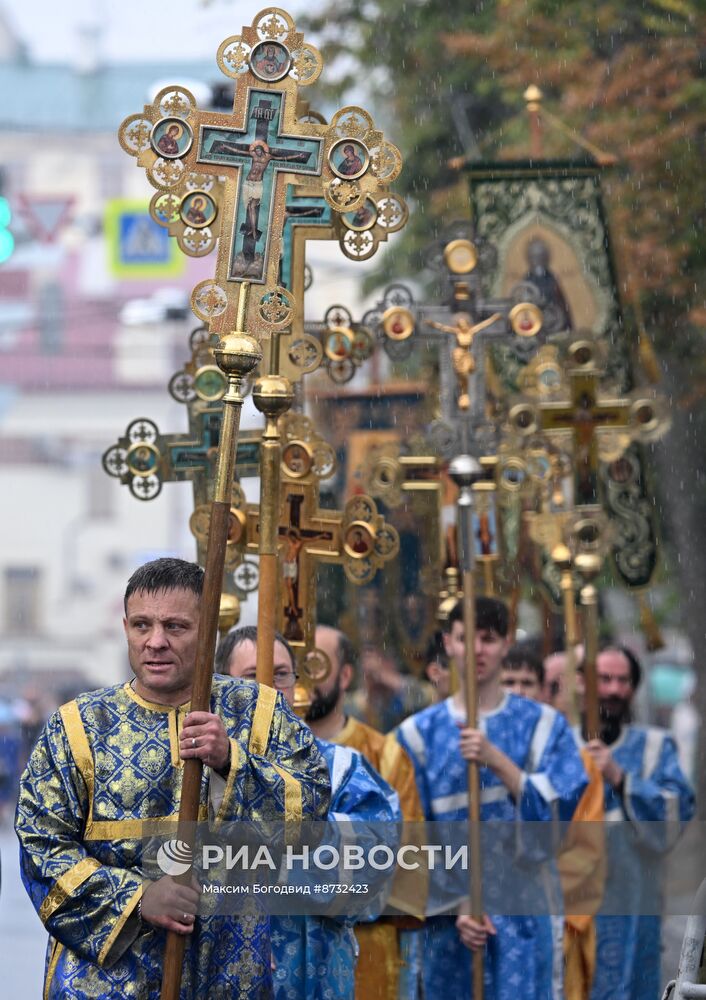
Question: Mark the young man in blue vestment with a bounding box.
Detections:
[396,598,588,1000]
[219,626,401,1000]
[15,558,331,999]
[575,645,695,1000]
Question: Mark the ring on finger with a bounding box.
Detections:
[191,737,196,748]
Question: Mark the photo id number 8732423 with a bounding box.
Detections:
[313,883,369,894]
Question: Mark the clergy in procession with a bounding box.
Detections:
[218,625,402,1000]
[312,624,426,1000]
[15,558,331,999]
[396,597,588,1000]
[575,645,695,1000]
[504,644,606,1000]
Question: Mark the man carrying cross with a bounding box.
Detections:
[574,645,694,1000]
[396,597,588,1000]
[15,557,331,999]
[218,624,401,1000]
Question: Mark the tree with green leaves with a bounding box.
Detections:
[305,0,706,814]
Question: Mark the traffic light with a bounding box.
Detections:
[0,196,14,263]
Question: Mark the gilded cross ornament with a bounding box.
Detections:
[223,413,399,682]
[102,324,262,627]
[102,337,261,504]
[102,405,260,625]
[363,441,447,629]
[361,237,544,457]
[279,183,407,384]
[167,325,229,405]
[118,7,402,340]
[308,304,377,385]
[364,443,442,510]
[505,335,668,506]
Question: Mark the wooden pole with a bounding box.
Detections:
[449,454,485,1000]
[160,286,262,1000]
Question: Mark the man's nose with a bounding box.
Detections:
[146,625,168,648]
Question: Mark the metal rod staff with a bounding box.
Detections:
[576,552,602,740]
[160,285,262,1000]
[449,453,486,1000]
[552,543,580,726]
[252,333,294,686]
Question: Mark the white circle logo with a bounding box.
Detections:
[156,839,193,876]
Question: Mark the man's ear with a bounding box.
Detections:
[340,662,354,694]
[442,631,453,657]
[426,663,442,686]
[123,616,129,638]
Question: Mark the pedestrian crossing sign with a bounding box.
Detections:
[105,199,184,278]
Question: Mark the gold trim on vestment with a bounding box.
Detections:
[379,732,401,780]
[123,681,192,714]
[336,715,359,746]
[354,922,400,1000]
[39,856,102,923]
[123,683,192,765]
[84,808,208,841]
[249,685,277,756]
[60,701,95,826]
[272,763,303,823]
[168,710,180,767]
[214,737,241,827]
[97,883,143,968]
[44,939,64,1000]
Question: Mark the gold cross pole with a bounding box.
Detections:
[160,289,261,1000]
[448,453,487,1000]
[252,333,295,684]
[118,10,403,993]
[575,552,602,739]
[551,543,580,725]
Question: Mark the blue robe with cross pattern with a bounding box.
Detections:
[574,724,695,1000]
[15,677,331,1000]
[396,693,588,1000]
[270,738,401,1000]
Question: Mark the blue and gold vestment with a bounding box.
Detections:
[15,676,331,999]
[574,724,695,1000]
[271,739,401,1000]
[397,693,588,1000]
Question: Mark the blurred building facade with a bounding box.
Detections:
[0,16,225,694]
[0,12,383,698]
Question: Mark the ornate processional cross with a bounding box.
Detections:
[505,337,665,507]
[102,329,263,619]
[536,370,629,506]
[115,12,406,998]
[370,237,544,456]
[198,91,322,284]
[119,8,402,341]
[228,414,399,672]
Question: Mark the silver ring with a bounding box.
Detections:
[191,737,196,747]
[183,912,189,921]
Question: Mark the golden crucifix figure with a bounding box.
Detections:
[426,311,502,410]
